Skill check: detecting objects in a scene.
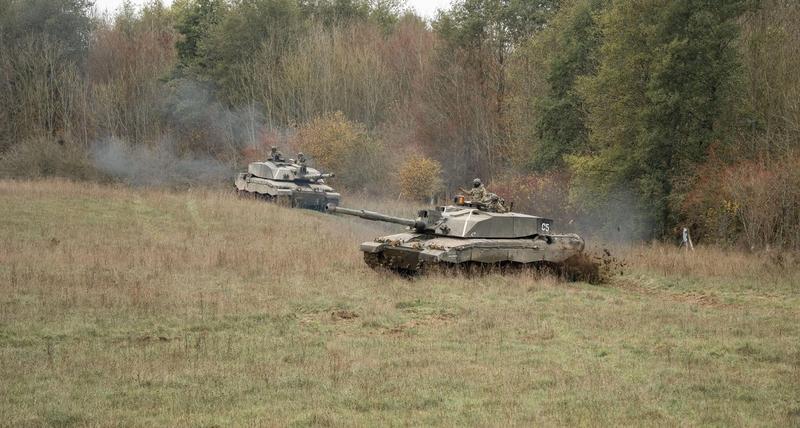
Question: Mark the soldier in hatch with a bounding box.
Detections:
[270,146,285,162]
[467,178,487,202]
[459,179,510,211]
[297,152,308,175]
[487,193,508,213]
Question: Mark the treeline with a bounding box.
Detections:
[0,0,798,249]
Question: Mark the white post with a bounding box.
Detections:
[681,227,695,251]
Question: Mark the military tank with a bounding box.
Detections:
[235,158,340,211]
[328,197,594,279]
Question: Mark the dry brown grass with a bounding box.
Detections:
[618,242,798,281]
[0,179,798,426]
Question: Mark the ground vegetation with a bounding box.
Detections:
[0,180,797,425]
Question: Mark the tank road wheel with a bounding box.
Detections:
[363,252,387,271]
[274,195,292,208]
[453,261,485,277]
[248,193,274,203]
[238,191,264,201]
[416,261,454,276]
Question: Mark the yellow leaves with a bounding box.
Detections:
[397,155,442,201]
[295,111,388,192]
[296,111,368,174]
[721,199,740,214]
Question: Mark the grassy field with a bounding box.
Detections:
[0,179,798,426]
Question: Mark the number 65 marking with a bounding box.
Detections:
[541,223,550,233]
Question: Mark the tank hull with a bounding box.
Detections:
[235,173,340,211]
[359,232,585,272]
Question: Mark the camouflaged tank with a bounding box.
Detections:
[235,159,340,211]
[327,198,590,277]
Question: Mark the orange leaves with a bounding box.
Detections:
[295,111,387,192]
[397,155,443,201]
[296,111,369,173]
[683,155,800,249]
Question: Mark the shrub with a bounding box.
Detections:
[723,158,800,250]
[295,111,387,193]
[397,155,442,202]
[0,136,99,180]
[683,155,800,250]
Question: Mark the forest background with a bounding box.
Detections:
[0,0,798,249]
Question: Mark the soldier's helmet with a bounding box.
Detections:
[490,193,499,201]
[473,178,482,187]
[271,146,277,152]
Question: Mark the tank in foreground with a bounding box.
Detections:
[235,159,340,211]
[328,198,596,280]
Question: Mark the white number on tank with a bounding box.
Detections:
[541,223,550,233]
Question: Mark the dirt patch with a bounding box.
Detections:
[674,291,724,307]
[331,310,359,321]
[613,278,729,308]
[135,335,176,343]
[384,313,455,336]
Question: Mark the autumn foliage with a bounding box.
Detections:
[295,111,386,192]
[397,155,443,202]
[490,172,571,221]
[1,0,799,249]
[684,155,800,250]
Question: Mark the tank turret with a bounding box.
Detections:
[328,204,558,239]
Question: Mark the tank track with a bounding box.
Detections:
[363,252,385,270]
[362,252,424,274]
[362,251,600,283]
[235,189,294,207]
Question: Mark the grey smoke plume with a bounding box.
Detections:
[91,137,232,187]
[572,189,654,243]
[90,79,273,187]
[162,79,265,155]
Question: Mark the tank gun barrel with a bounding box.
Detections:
[303,172,334,180]
[327,205,426,231]
[299,173,335,181]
